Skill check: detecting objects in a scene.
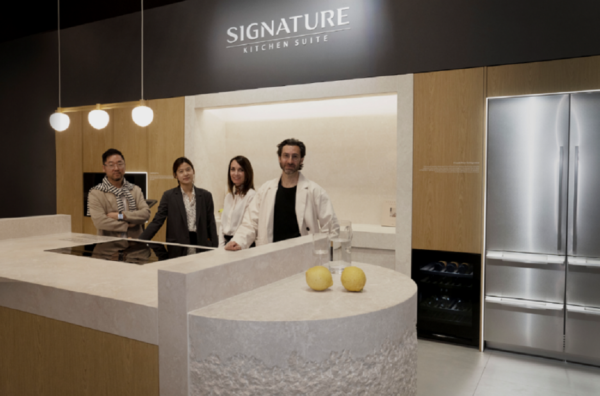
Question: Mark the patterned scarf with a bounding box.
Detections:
[87,176,137,216]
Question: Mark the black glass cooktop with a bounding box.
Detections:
[46,240,213,265]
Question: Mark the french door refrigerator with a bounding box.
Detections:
[485,91,600,365]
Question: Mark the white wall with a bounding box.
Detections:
[185,75,413,275]
[193,109,227,203]
[223,114,397,225]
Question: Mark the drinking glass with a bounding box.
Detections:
[329,220,352,274]
[312,232,329,268]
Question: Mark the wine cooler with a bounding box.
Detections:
[412,249,481,347]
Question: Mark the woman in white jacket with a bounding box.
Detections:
[219,156,256,247]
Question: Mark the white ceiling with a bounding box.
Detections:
[205,94,397,122]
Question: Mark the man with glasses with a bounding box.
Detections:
[87,148,150,238]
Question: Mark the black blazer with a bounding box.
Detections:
[139,186,218,247]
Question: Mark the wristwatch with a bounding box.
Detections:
[118,211,124,221]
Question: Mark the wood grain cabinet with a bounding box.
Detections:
[0,306,159,396]
[412,68,486,254]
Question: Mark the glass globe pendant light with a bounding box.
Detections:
[88,104,110,130]
[132,0,154,127]
[50,111,70,131]
[49,0,70,132]
[132,100,153,126]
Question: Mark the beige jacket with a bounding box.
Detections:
[88,187,151,238]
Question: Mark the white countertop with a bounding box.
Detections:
[352,223,396,250]
[190,263,415,322]
[0,232,225,344]
[0,233,189,306]
[0,216,397,345]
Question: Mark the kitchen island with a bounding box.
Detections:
[0,215,416,396]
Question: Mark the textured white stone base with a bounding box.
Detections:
[190,332,417,396]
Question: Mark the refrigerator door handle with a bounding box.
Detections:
[573,146,580,254]
[486,296,563,311]
[567,305,600,316]
[486,251,565,265]
[557,146,564,251]
[568,256,600,268]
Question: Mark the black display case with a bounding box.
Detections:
[412,249,481,347]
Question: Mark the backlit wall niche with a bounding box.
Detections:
[199,95,397,226]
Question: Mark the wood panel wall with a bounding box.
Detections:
[0,306,158,396]
[83,110,115,173]
[56,112,83,233]
[147,98,186,243]
[55,98,184,241]
[487,55,600,97]
[413,68,486,253]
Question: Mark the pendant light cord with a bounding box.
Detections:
[58,0,61,108]
[141,0,144,101]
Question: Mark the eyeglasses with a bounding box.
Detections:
[104,162,125,169]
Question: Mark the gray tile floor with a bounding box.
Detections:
[417,339,600,396]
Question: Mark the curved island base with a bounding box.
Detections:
[188,264,417,395]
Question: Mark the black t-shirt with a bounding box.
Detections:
[273,179,301,243]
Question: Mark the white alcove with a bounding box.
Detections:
[201,95,397,225]
[185,75,413,274]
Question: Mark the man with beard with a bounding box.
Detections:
[87,148,150,238]
[225,138,339,250]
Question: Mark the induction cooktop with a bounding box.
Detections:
[46,240,214,265]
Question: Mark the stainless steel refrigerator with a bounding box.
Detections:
[484,92,600,365]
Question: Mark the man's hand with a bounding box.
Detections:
[225,241,242,251]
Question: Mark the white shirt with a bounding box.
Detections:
[181,187,197,232]
[219,188,256,247]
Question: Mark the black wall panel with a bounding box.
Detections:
[60,0,600,105]
[61,13,141,107]
[0,33,57,218]
[2,0,600,217]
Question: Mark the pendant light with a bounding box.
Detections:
[88,104,110,129]
[132,0,154,127]
[49,0,70,132]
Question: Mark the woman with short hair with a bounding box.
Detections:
[219,156,256,247]
[139,157,218,247]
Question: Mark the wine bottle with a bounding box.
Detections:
[432,261,447,271]
[447,261,459,272]
[457,262,471,274]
